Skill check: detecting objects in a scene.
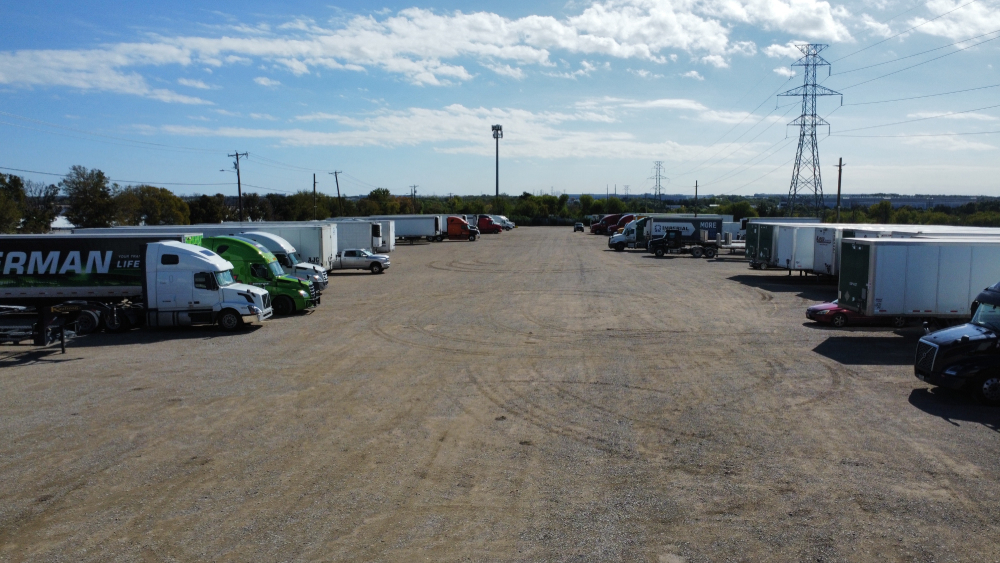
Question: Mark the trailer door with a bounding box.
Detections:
[938,245,972,315]
[903,245,938,314]
[873,245,906,315]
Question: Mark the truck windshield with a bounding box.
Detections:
[268,260,285,277]
[215,270,236,287]
[287,252,301,265]
[972,303,1000,332]
[358,250,372,257]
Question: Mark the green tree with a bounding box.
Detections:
[604,197,625,214]
[61,166,115,228]
[113,185,190,225]
[19,180,60,233]
[0,174,26,233]
[579,194,595,216]
[869,200,893,223]
[189,194,234,223]
[720,201,758,221]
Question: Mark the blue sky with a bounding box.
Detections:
[1,0,998,199]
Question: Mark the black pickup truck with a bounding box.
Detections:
[914,282,1000,405]
[647,230,719,259]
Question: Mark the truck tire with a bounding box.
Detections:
[690,246,704,258]
[704,247,717,259]
[654,248,665,258]
[75,310,100,334]
[759,262,769,270]
[273,296,295,316]
[891,316,907,328]
[370,262,384,274]
[975,375,1000,405]
[831,313,848,328]
[614,242,625,252]
[218,309,244,331]
[469,234,477,242]
[104,308,132,333]
[436,235,444,242]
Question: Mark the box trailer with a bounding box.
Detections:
[838,237,1000,321]
[324,220,383,253]
[338,218,394,252]
[351,215,440,242]
[745,222,821,269]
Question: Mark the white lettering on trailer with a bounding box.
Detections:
[3,252,27,274]
[85,251,112,274]
[59,251,83,274]
[27,251,60,274]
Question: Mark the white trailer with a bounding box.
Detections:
[355,215,441,242]
[72,223,338,272]
[325,220,382,253]
[839,237,1000,320]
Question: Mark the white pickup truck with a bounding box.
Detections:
[330,249,391,274]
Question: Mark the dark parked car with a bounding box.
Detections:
[806,300,907,328]
[574,222,584,232]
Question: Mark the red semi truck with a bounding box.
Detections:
[590,213,625,235]
[477,215,503,234]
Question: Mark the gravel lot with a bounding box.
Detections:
[2,227,999,562]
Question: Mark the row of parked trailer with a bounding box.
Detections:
[0,212,508,349]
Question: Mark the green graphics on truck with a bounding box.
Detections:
[0,234,202,301]
[199,236,318,314]
[838,240,870,313]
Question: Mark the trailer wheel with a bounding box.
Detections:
[831,313,848,328]
[104,308,132,333]
[218,309,243,331]
[273,296,295,316]
[975,375,1000,406]
[654,248,665,258]
[690,246,704,259]
[614,242,625,252]
[370,262,384,274]
[75,310,100,334]
[759,262,769,270]
[436,235,444,242]
[704,247,717,259]
[469,234,477,242]
[891,316,907,329]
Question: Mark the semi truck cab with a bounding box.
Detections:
[239,231,328,291]
[915,283,1000,405]
[447,217,479,241]
[145,241,272,331]
[201,236,318,316]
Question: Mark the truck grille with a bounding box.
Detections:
[914,340,938,373]
[320,271,328,283]
[262,293,271,310]
[308,283,317,301]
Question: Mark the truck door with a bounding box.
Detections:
[342,250,359,267]
[155,256,193,310]
[192,272,219,311]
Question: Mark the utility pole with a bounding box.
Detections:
[228,151,248,222]
[313,173,317,221]
[649,161,666,201]
[409,184,418,213]
[694,180,698,218]
[623,185,629,201]
[835,157,845,223]
[778,43,841,218]
[329,171,343,217]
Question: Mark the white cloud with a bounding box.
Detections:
[177,77,214,89]
[484,63,525,80]
[764,41,806,59]
[901,135,996,151]
[628,68,663,78]
[294,112,339,121]
[681,70,705,80]
[909,0,1000,41]
[254,76,280,87]
[907,111,999,121]
[0,1,855,98]
[161,103,716,160]
[250,112,278,120]
[859,14,893,38]
[773,66,796,77]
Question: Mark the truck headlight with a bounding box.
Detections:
[298,290,309,298]
[247,305,259,314]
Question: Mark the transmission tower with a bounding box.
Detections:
[778,44,841,218]
[649,161,668,200]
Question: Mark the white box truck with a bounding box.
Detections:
[838,237,1000,321]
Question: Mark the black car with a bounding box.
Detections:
[573,222,584,232]
[914,282,1000,405]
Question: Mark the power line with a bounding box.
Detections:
[835,28,1000,75]
[838,33,1000,90]
[845,83,1000,105]
[836,102,1000,133]
[0,165,239,186]
[833,130,1000,138]
[831,0,982,62]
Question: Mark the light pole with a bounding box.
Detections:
[492,124,503,203]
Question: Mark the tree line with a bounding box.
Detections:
[2,165,999,232]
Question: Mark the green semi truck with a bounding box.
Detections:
[199,236,318,316]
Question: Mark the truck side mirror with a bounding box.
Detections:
[922,321,930,335]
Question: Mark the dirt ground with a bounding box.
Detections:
[2,227,999,562]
